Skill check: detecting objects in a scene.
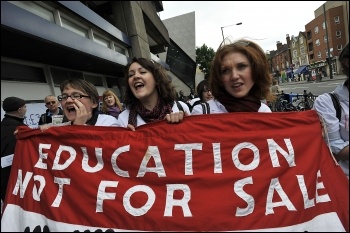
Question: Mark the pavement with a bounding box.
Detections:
[279,74,347,86]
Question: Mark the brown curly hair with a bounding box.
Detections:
[122,57,177,107]
[209,39,275,102]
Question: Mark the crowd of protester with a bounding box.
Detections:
[1,39,349,221]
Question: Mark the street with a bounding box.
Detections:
[278,74,347,96]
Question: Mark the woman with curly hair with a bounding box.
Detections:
[193,39,274,114]
[101,90,123,119]
[118,57,190,130]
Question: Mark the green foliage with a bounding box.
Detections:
[196,44,215,79]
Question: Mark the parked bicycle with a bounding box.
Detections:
[294,90,317,111]
[272,90,317,112]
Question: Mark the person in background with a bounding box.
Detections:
[38,95,64,125]
[270,79,281,95]
[1,97,28,207]
[191,79,214,114]
[313,42,349,177]
[191,39,274,115]
[269,79,281,112]
[118,57,190,130]
[188,88,198,100]
[100,90,123,119]
[178,90,189,103]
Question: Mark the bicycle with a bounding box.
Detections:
[274,92,299,112]
[295,90,317,111]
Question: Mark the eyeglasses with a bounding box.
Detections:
[57,93,90,101]
[45,101,56,105]
[203,90,212,93]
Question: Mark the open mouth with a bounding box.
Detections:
[66,106,76,113]
[134,82,144,90]
[232,83,243,88]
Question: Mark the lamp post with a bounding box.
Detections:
[221,22,242,41]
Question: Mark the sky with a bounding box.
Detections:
[159,1,326,52]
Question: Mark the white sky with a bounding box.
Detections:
[159,1,326,52]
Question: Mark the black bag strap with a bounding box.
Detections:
[201,102,210,114]
[176,101,184,112]
[328,92,341,121]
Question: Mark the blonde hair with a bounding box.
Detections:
[101,90,123,114]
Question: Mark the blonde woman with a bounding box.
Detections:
[101,90,123,119]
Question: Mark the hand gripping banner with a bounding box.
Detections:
[1,110,349,232]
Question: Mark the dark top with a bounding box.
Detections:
[38,107,64,125]
[1,114,27,201]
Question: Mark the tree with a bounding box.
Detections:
[196,44,215,79]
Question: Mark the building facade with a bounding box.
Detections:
[306,2,348,75]
[1,1,194,105]
[160,12,197,96]
[268,1,349,79]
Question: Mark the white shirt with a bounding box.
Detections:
[46,114,119,127]
[95,114,120,126]
[117,101,191,128]
[191,99,272,115]
[313,81,349,176]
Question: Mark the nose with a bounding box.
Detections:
[230,69,239,80]
[66,96,74,102]
[134,71,142,79]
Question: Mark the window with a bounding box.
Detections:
[1,61,46,83]
[314,26,319,34]
[299,37,303,44]
[293,50,297,58]
[9,1,55,22]
[300,47,305,54]
[336,30,341,38]
[93,33,110,48]
[334,16,340,24]
[112,43,129,57]
[322,22,326,30]
[292,41,295,48]
[51,67,83,86]
[84,74,104,86]
[317,51,321,58]
[337,45,343,51]
[60,17,88,38]
[325,50,328,57]
[324,35,327,43]
[316,39,320,46]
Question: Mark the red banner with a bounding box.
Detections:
[1,111,349,231]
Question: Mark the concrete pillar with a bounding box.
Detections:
[121,1,151,59]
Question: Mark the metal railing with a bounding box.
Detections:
[269,90,318,112]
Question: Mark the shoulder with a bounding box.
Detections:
[173,101,191,115]
[191,104,203,115]
[335,82,349,101]
[96,114,120,126]
[210,99,226,113]
[313,93,332,108]
[116,109,130,127]
[259,103,272,112]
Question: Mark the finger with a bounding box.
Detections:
[178,111,184,119]
[174,111,184,122]
[127,124,136,131]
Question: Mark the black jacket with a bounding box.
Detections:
[38,107,64,125]
[1,114,27,201]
